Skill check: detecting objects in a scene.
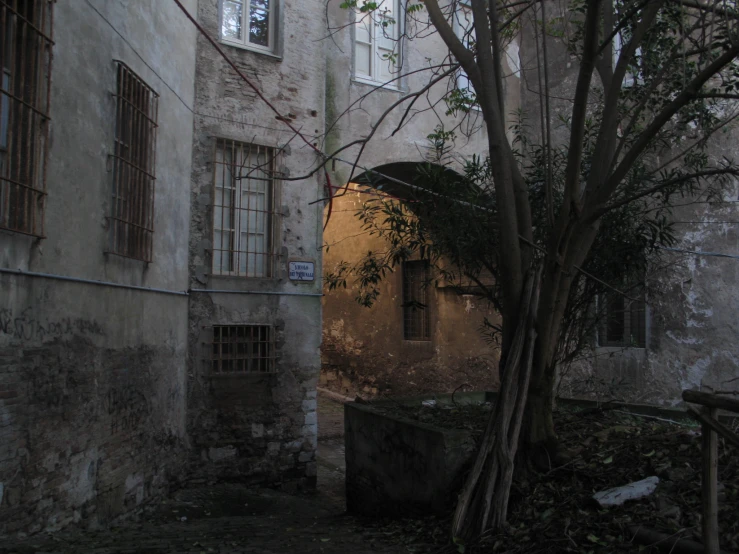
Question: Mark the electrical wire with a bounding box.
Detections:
[165,0,736,303]
[83,0,320,138]
[657,246,739,260]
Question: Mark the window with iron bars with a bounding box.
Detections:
[108,61,159,262]
[598,293,647,348]
[212,139,280,278]
[0,0,54,237]
[211,324,276,373]
[402,260,431,341]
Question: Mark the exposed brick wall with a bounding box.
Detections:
[0,335,187,536]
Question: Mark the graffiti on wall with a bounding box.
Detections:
[0,308,106,342]
[104,385,151,435]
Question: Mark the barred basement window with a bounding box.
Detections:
[212,139,280,278]
[211,325,276,373]
[108,61,159,262]
[402,260,430,341]
[0,0,54,236]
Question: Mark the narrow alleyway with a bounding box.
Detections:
[0,393,408,554]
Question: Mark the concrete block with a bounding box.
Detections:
[302,399,317,412]
[298,450,314,463]
[304,412,317,426]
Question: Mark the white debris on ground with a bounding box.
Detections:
[592,476,660,507]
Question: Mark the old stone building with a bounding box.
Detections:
[1,0,737,540]
[0,0,324,536]
[0,0,197,534]
[185,0,324,487]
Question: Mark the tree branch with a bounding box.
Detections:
[594,43,739,209]
[587,167,739,221]
[561,0,603,211]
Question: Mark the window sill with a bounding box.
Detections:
[208,372,279,379]
[351,76,404,92]
[208,274,282,286]
[595,345,646,351]
[220,39,282,61]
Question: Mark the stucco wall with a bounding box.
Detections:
[186,0,325,488]
[0,0,197,535]
[323,1,510,184]
[322,185,500,397]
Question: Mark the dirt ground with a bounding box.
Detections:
[0,394,412,554]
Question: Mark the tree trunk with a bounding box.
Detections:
[523,367,559,470]
[451,265,541,542]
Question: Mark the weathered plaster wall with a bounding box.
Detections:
[321,185,500,397]
[0,0,197,535]
[186,0,325,488]
[519,1,739,405]
[324,1,514,185]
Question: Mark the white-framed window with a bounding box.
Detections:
[354,0,402,85]
[220,0,276,54]
[452,2,474,94]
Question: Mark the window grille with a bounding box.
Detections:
[211,324,276,373]
[108,61,158,262]
[0,0,54,236]
[598,293,646,348]
[212,139,280,278]
[402,260,431,341]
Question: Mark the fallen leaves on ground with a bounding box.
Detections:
[364,404,739,553]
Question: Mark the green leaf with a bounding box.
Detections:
[541,507,555,520]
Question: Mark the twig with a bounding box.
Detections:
[451,383,473,406]
[612,409,692,427]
